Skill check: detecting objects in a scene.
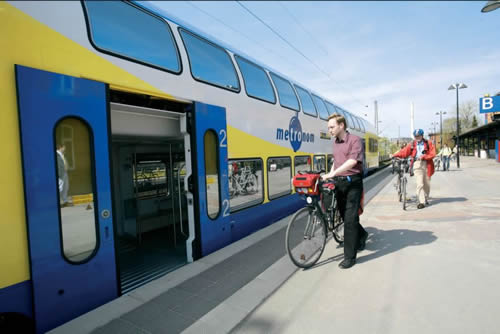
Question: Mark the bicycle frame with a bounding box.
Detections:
[303,182,342,234]
[393,158,408,209]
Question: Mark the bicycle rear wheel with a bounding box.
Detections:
[286,207,327,269]
[402,177,407,210]
[332,208,344,244]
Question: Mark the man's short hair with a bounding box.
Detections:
[327,113,347,129]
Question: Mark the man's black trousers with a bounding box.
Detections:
[335,176,366,260]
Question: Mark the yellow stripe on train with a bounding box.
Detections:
[0,2,179,288]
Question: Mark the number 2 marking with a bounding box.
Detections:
[219,129,227,148]
[222,199,230,217]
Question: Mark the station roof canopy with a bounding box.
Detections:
[459,120,500,138]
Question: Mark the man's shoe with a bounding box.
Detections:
[339,258,356,269]
[358,232,368,251]
[417,203,425,209]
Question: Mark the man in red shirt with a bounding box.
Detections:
[391,129,436,208]
[322,114,367,269]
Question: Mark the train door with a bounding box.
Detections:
[15,65,117,333]
[109,100,191,293]
[192,102,231,255]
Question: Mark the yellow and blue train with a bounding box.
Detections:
[0,1,385,332]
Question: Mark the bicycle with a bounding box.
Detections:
[434,156,441,171]
[285,171,344,269]
[229,166,258,198]
[392,158,408,210]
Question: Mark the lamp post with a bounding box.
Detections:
[482,0,500,12]
[448,83,467,168]
[430,121,438,146]
[436,110,447,149]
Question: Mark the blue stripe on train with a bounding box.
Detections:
[0,196,304,319]
[228,194,304,245]
[0,280,32,318]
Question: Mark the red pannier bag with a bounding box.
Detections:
[292,173,321,195]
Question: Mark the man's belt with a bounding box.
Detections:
[333,174,362,182]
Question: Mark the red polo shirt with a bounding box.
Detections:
[332,132,364,176]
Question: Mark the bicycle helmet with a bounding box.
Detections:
[413,129,424,137]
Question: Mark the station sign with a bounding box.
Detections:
[479,96,500,114]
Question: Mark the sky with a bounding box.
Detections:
[151,1,500,139]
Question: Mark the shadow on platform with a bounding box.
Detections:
[429,197,467,205]
[357,227,437,264]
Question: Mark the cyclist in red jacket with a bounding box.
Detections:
[391,129,436,209]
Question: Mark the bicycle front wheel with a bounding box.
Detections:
[286,207,327,269]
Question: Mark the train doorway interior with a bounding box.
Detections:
[109,100,192,293]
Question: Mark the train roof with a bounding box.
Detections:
[134,1,371,126]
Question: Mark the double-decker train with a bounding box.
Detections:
[0,1,386,332]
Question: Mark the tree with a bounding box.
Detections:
[443,99,480,138]
[472,115,478,128]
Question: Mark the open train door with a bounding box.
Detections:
[191,102,231,256]
[15,65,117,333]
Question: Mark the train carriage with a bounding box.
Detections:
[0,1,382,332]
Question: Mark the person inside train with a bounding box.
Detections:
[56,143,72,207]
[390,129,436,209]
[321,113,368,269]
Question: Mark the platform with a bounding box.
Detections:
[50,156,500,334]
[234,156,500,334]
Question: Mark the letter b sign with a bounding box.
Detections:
[480,96,500,114]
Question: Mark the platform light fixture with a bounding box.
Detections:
[436,111,447,149]
[481,0,500,12]
[448,83,467,168]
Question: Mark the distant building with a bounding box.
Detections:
[390,137,412,146]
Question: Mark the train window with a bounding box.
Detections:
[133,161,168,199]
[229,159,264,212]
[342,109,355,130]
[369,138,379,152]
[325,101,337,116]
[269,73,300,111]
[55,118,97,263]
[179,29,240,92]
[83,1,181,74]
[352,116,362,132]
[357,117,366,132]
[267,157,292,200]
[313,155,326,171]
[311,95,329,120]
[204,131,220,219]
[294,86,317,117]
[235,56,276,104]
[332,105,346,119]
[294,155,312,174]
[327,154,334,171]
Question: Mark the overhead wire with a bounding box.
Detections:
[186,1,304,70]
[277,2,329,56]
[236,1,372,114]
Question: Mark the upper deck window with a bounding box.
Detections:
[295,86,317,117]
[312,95,329,120]
[356,116,366,132]
[269,73,300,111]
[325,101,337,116]
[83,1,181,73]
[343,110,358,131]
[351,114,362,132]
[179,29,240,92]
[235,56,276,103]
